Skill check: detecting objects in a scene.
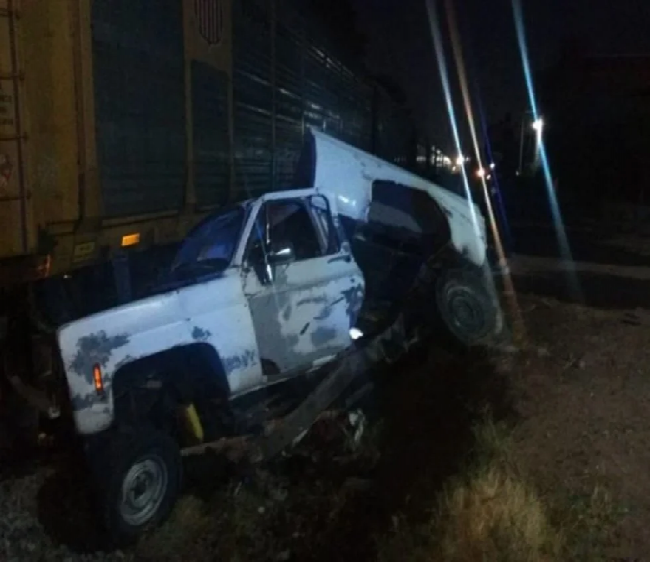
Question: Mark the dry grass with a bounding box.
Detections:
[134,483,273,562]
[378,418,563,562]
[135,409,620,561]
[434,466,561,561]
[552,485,621,562]
[135,495,212,560]
[378,411,624,562]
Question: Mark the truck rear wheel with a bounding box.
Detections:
[95,428,182,545]
[434,267,500,347]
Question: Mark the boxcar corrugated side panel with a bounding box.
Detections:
[191,60,230,208]
[0,0,30,259]
[1,0,70,260]
[22,0,82,229]
[91,0,187,218]
[274,6,304,190]
[231,0,376,199]
[232,0,273,197]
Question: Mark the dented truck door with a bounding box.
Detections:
[240,190,364,378]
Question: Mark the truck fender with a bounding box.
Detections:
[110,343,230,430]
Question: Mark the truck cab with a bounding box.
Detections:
[57,188,363,437]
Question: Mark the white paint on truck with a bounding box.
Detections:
[308,129,487,267]
[57,188,364,435]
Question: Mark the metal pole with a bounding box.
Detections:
[518,113,526,176]
[270,0,277,191]
[5,0,29,252]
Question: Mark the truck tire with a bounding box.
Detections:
[434,267,500,347]
[95,427,182,545]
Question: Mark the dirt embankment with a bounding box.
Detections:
[511,297,650,560]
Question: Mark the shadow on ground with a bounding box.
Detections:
[514,270,650,310]
[36,452,111,554]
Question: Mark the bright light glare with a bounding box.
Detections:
[532,118,544,132]
[476,168,485,178]
[349,327,364,341]
[455,155,464,166]
[424,0,482,239]
[489,162,496,170]
[512,0,580,300]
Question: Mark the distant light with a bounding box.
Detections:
[486,174,492,180]
[349,328,364,341]
[532,118,544,132]
[489,162,496,170]
[452,165,458,172]
[455,155,464,166]
[476,168,486,178]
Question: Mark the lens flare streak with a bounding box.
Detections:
[511,0,582,300]
[424,0,483,244]
[441,0,525,339]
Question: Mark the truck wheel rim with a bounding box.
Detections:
[447,286,487,338]
[120,456,168,527]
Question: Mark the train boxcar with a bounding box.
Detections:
[0,0,421,290]
[1,0,233,284]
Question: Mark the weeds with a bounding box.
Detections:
[378,412,625,562]
[136,413,620,561]
[378,417,562,562]
[553,485,622,561]
[136,495,212,560]
[135,484,274,562]
[433,465,562,561]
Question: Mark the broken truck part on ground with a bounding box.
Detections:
[41,131,503,544]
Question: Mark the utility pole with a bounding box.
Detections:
[518,110,532,176]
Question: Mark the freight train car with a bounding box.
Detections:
[0,0,418,292]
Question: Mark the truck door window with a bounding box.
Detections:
[246,200,323,267]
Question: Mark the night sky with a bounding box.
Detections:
[350,0,650,152]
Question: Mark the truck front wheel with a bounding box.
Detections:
[434,268,501,347]
[94,428,182,545]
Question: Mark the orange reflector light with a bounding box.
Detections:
[93,364,104,394]
[121,233,141,247]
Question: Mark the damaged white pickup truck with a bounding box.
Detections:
[56,130,502,543]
